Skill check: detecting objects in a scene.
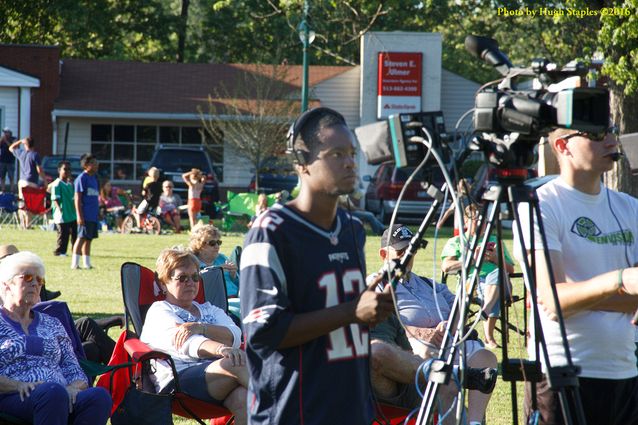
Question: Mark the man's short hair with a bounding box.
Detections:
[294,109,348,162]
[24,137,34,148]
[57,160,71,170]
[80,153,97,168]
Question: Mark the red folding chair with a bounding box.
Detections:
[18,186,50,229]
[97,262,233,425]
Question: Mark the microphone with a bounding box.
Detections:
[464,35,512,76]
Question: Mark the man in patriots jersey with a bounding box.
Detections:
[240,107,394,425]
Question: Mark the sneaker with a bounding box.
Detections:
[71,265,80,270]
[82,265,94,270]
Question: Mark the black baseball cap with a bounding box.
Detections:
[380,224,413,250]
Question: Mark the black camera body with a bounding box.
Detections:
[466,35,610,170]
[474,87,609,136]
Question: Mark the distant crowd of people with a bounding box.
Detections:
[2,103,636,425]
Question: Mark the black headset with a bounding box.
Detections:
[286,107,346,166]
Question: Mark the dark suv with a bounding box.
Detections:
[364,162,447,223]
[41,155,109,184]
[247,156,298,194]
[148,146,220,214]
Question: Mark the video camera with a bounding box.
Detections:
[465,35,610,169]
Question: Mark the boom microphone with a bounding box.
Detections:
[464,35,513,76]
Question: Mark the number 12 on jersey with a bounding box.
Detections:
[318,270,369,361]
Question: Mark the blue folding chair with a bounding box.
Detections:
[0,192,18,228]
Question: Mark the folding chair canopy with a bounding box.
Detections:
[220,191,278,231]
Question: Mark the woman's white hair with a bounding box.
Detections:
[0,251,45,285]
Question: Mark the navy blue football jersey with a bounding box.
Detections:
[240,204,374,425]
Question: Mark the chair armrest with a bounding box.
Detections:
[123,338,171,362]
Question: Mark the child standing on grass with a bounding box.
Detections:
[182,168,205,229]
[72,154,99,270]
[50,161,77,256]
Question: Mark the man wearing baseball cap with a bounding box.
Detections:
[369,224,497,425]
[0,127,16,193]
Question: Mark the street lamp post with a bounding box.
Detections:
[297,0,315,112]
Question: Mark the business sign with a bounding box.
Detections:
[377,52,422,119]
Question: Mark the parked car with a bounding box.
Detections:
[148,145,220,214]
[41,155,109,184]
[247,157,298,194]
[364,162,448,223]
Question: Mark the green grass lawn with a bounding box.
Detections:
[0,224,528,424]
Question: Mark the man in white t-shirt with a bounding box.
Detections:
[515,125,638,425]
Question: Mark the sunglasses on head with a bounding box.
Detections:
[172,273,200,283]
[207,240,222,247]
[562,125,619,142]
[14,274,45,285]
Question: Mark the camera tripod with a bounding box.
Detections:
[384,172,587,425]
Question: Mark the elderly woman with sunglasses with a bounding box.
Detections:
[0,251,111,425]
[159,180,182,233]
[189,223,239,297]
[140,248,247,424]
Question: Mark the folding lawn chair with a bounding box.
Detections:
[0,301,130,425]
[0,192,19,228]
[97,262,232,425]
[18,186,50,229]
[442,270,526,337]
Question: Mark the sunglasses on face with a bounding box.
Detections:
[207,240,222,247]
[562,125,619,142]
[171,273,200,283]
[14,274,45,285]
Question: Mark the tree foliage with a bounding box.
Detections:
[199,64,298,192]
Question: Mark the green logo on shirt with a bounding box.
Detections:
[570,216,634,245]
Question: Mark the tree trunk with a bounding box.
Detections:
[603,83,638,197]
[176,0,190,63]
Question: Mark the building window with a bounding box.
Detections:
[90,124,224,182]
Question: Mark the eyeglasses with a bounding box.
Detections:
[13,274,45,285]
[163,185,173,188]
[562,125,619,142]
[207,240,222,247]
[171,273,200,283]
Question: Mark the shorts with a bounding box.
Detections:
[160,360,223,405]
[188,198,202,213]
[78,221,99,240]
[477,269,511,318]
[162,210,179,221]
[376,380,423,410]
[0,162,14,180]
[137,199,149,214]
[524,375,638,425]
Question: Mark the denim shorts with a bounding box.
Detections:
[160,360,223,405]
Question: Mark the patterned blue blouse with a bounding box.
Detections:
[0,310,88,386]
